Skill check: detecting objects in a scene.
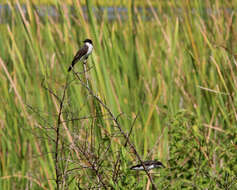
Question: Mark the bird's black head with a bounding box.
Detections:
[83,39,93,45]
[154,160,165,168]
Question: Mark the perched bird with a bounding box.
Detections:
[130,160,165,171]
[68,39,93,72]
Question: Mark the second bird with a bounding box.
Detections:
[68,39,93,72]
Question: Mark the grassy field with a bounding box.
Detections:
[1,0,160,6]
[0,0,237,189]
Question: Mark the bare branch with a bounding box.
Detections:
[73,70,157,190]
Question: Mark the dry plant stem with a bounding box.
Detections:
[124,113,139,148]
[83,61,89,88]
[112,152,121,183]
[55,74,69,190]
[76,145,108,189]
[73,71,157,190]
[113,113,139,182]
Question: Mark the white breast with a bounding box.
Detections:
[85,42,93,55]
[147,165,155,170]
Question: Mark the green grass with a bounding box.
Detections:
[1,0,167,6]
[0,0,237,189]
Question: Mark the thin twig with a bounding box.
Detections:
[83,61,89,88]
[124,113,139,147]
[76,144,108,189]
[55,74,70,190]
[60,114,110,123]
[112,112,139,182]
[41,79,61,102]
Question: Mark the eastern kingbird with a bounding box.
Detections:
[68,39,93,72]
[130,160,165,171]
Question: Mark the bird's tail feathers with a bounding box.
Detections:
[68,61,77,72]
[68,65,72,72]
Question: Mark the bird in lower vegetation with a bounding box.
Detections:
[130,160,165,171]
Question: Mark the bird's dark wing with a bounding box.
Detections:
[143,160,155,165]
[72,45,88,64]
[130,161,149,170]
[68,44,88,72]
